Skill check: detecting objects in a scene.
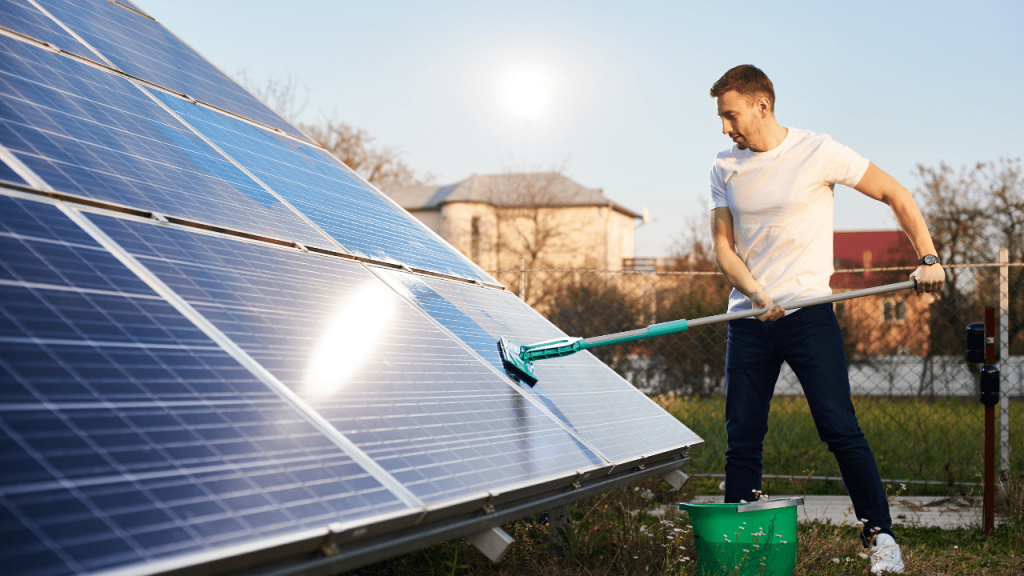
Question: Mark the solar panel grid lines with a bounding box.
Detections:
[83,211,609,507]
[374,270,703,463]
[0,194,414,576]
[365,264,617,466]
[62,205,429,513]
[132,84,346,257]
[0,21,501,288]
[0,11,315,155]
[311,150,501,287]
[33,0,305,139]
[105,0,155,22]
[0,0,106,65]
[0,34,338,253]
[0,142,46,189]
[0,1,704,571]
[153,93,496,284]
[0,22,139,96]
[14,0,111,64]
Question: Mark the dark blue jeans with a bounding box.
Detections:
[724,303,892,543]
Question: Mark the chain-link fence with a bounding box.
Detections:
[489,260,1023,487]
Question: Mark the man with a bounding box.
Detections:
[707,64,944,575]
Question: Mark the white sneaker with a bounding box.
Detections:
[869,533,905,574]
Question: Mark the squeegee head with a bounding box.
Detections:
[497,337,538,386]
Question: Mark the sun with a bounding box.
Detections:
[502,67,547,119]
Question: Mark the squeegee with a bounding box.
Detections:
[499,279,918,386]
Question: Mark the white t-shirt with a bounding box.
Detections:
[710,127,870,315]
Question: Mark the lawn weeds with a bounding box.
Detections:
[348,474,1023,575]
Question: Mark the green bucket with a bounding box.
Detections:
[679,497,803,576]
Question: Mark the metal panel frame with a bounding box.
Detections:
[63,203,428,511]
[0,12,707,566]
[0,26,502,286]
[367,266,703,461]
[92,455,690,576]
[0,185,703,576]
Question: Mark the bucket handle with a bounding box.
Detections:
[737,497,805,512]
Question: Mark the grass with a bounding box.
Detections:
[349,474,1024,575]
[659,395,1024,491]
[345,396,1023,575]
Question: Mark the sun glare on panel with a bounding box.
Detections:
[304,285,395,396]
[502,67,548,119]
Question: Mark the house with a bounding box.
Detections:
[386,173,642,271]
[832,231,934,356]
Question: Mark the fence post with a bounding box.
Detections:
[519,258,526,301]
[999,248,1010,480]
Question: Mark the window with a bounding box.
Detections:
[882,298,906,324]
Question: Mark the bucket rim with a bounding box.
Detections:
[678,497,804,513]
[738,497,804,512]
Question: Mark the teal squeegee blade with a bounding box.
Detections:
[497,337,538,386]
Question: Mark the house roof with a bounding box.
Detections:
[834,231,917,268]
[386,173,643,218]
[832,231,918,290]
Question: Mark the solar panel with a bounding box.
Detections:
[375,271,702,462]
[0,34,334,250]
[152,91,497,283]
[33,0,303,138]
[86,211,607,504]
[1,1,702,572]
[0,0,92,56]
[0,157,27,186]
[0,193,414,576]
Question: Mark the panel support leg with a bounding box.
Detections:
[466,526,514,563]
[546,504,569,553]
[661,468,690,491]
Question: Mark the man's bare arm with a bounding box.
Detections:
[852,163,945,293]
[710,207,784,321]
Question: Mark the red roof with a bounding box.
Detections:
[832,231,916,289]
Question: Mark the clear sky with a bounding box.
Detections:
[140,0,1022,257]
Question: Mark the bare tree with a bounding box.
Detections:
[490,169,588,270]
[235,71,428,191]
[668,200,717,272]
[915,157,1024,355]
[235,69,311,122]
[300,121,427,191]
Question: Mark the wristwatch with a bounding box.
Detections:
[919,254,941,266]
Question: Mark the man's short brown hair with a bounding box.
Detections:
[710,65,775,112]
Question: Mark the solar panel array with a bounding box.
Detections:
[0,2,701,575]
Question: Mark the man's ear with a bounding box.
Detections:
[756,96,771,117]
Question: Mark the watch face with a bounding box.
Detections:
[922,255,939,265]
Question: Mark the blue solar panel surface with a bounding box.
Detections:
[0,1,702,573]
[89,212,606,503]
[0,195,409,576]
[0,158,27,186]
[0,35,333,250]
[34,0,303,138]
[0,0,92,56]
[153,91,494,283]
[377,271,702,462]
